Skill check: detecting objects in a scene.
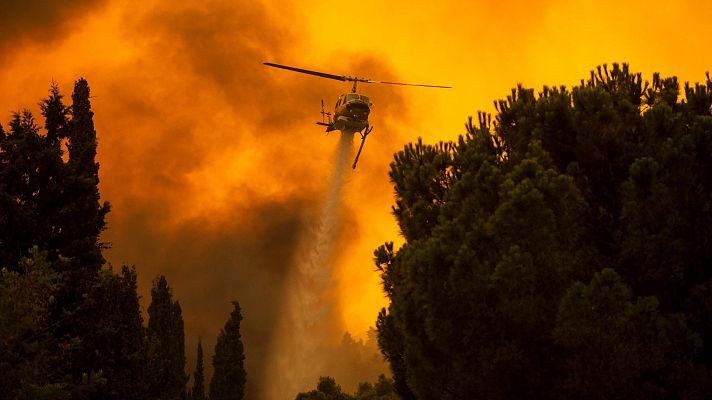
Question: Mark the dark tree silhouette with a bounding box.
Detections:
[375,64,712,399]
[295,375,399,400]
[147,275,188,400]
[0,79,153,398]
[210,301,246,400]
[61,78,110,287]
[0,110,63,270]
[295,377,351,400]
[191,338,206,400]
[81,265,148,400]
[0,248,63,398]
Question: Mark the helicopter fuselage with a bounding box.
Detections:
[330,93,371,133]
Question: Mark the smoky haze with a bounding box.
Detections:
[264,131,354,399]
[0,0,412,397]
[0,0,110,57]
[6,0,712,398]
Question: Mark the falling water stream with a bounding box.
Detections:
[262,132,354,399]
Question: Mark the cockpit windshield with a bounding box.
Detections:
[346,93,371,104]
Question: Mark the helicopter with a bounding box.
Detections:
[263,62,451,169]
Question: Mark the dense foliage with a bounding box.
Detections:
[0,80,109,278]
[296,375,399,400]
[375,64,712,399]
[0,79,130,398]
[0,81,218,399]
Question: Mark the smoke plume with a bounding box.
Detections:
[0,0,416,397]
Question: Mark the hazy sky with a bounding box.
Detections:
[2,0,711,396]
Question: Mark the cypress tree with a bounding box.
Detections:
[67,79,98,178]
[147,275,188,400]
[61,78,110,285]
[191,339,206,400]
[81,265,147,400]
[210,301,246,400]
[38,80,113,391]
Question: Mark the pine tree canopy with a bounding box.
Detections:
[375,64,712,399]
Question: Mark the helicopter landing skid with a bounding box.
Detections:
[352,125,373,169]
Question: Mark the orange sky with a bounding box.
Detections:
[1,0,711,396]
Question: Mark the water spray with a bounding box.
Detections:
[263,132,354,399]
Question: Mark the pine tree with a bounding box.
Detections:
[147,275,188,400]
[39,80,69,145]
[375,64,712,399]
[0,105,69,269]
[210,301,246,400]
[0,111,46,269]
[191,339,206,400]
[37,81,69,258]
[553,268,699,399]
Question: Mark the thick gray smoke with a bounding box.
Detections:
[264,132,355,399]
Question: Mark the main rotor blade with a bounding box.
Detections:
[264,62,347,82]
[368,80,452,89]
[264,62,452,88]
